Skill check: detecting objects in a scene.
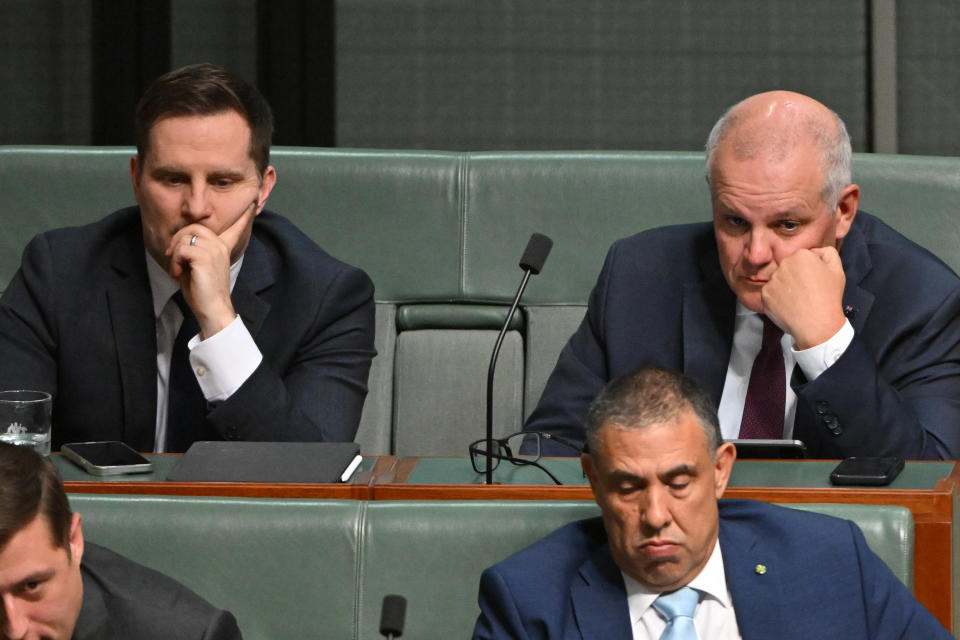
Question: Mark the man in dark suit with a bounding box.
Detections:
[0,64,375,452]
[475,367,950,639]
[524,91,960,459]
[0,442,242,639]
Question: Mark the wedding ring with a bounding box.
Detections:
[189,234,198,246]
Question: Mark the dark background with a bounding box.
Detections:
[1,0,956,155]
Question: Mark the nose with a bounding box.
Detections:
[641,486,672,532]
[182,180,212,221]
[743,228,773,266]
[2,595,29,639]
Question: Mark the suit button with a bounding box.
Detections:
[816,401,830,415]
[823,414,842,435]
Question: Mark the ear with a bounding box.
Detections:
[832,183,859,241]
[129,155,142,201]
[255,166,278,214]
[713,442,737,499]
[68,512,84,565]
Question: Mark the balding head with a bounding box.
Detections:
[705,91,852,207]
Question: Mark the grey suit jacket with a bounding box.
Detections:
[0,207,376,451]
[74,542,241,640]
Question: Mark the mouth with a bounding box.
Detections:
[639,539,681,558]
[741,276,768,286]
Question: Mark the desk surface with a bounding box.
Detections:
[56,454,387,498]
[396,457,956,489]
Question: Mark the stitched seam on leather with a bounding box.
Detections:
[458,153,469,296]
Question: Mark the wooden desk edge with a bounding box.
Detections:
[63,456,400,499]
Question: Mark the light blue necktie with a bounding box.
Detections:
[653,586,700,640]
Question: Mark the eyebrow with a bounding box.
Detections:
[606,463,698,484]
[150,166,247,179]
[14,568,55,589]
[660,463,698,480]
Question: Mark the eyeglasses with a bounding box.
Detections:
[468,431,583,485]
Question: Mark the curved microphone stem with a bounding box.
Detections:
[486,269,533,484]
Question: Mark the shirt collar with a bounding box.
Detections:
[145,251,244,318]
[622,538,733,623]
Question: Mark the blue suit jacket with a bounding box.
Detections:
[0,207,376,451]
[473,500,950,639]
[524,212,960,459]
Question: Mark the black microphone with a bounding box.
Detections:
[379,594,407,639]
[485,233,554,484]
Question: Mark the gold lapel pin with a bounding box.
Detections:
[755,564,767,575]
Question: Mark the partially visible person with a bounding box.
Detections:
[525,90,960,459]
[0,63,375,452]
[475,367,950,639]
[0,441,242,639]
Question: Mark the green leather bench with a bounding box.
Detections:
[68,494,913,640]
[2,147,959,456]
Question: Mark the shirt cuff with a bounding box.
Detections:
[792,319,855,381]
[187,315,263,402]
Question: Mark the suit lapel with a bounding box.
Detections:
[570,545,633,639]
[106,232,157,452]
[837,221,875,335]
[719,515,788,637]
[683,250,737,407]
[231,234,274,337]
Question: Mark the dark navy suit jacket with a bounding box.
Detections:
[473,500,950,639]
[525,212,960,458]
[0,207,376,451]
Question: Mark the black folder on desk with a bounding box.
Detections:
[167,441,362,483]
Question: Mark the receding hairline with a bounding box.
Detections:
[705,92,853,206]
[590,406,718,462]
[713,99,836,166]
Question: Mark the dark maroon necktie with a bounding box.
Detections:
[738,315,785,439]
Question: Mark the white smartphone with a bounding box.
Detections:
[61,441,154,476]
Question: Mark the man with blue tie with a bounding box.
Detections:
[525,91,960,459]
[474,367,949,638]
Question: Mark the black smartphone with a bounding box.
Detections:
[829,456,904,486]
[61,441,154,476]
[727,439,806,459]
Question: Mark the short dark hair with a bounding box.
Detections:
[0,442,73,554]
[134,63,274,176]
[585,366,721,457]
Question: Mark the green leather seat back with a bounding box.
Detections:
[66,494,914,640]
[0,146,131,293]
[70,495,364,640]
[462,151,709,305]
[267,149,463,302]
[357,500,602,639]
[854,153,960,275]
[357,500,914,639]
[787,503,914,589]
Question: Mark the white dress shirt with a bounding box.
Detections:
[146,253,262,452]
[717,303,854,440]
[623,539,742,640]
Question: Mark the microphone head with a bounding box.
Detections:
[379,594,407,637]
[518,232,554,274]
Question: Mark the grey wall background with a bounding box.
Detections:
[0,0,956,155]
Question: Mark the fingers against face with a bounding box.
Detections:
[761,247,846,348]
